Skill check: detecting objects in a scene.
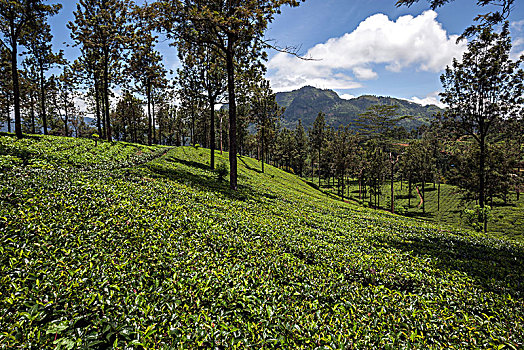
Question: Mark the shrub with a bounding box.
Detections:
[214,161,228,181]
[92,133,99,146]
[463,205,492,232]
[396,205,407,214]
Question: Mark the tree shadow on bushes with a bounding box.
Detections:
[145,157,270,203]
[377,231,524,298]
[238,156,263,174]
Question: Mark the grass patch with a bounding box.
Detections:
[311,176,524,243]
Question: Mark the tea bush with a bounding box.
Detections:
[0,135,522,349]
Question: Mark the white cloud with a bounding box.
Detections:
[511,19,524,32]
[352,67,378,80]
[514,38,524,47]
[340,93,356,100]
[267,10,466,92]
[510,37,524,61]
[409,91,445,108]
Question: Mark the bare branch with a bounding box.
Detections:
[262,39,319,61]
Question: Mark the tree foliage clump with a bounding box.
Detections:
[440,24,524,231]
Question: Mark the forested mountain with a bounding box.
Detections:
[275,86,443,129]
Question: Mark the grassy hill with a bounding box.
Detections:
[314,179,524,243]
[275,86,443,129]
[1,134,523,348]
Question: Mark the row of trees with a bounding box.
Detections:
[1,0,305,190]
[255,109,522,215]
[0,0,164,140]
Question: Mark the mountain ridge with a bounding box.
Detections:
[275,85,443,130]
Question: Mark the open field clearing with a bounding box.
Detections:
[313,177,524,243]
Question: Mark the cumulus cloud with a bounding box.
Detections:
[267,10,466,92]
[409,91,445,108]
[340,93,356,100]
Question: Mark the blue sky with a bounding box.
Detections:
[265,0,524,105]
[48,0,524,107]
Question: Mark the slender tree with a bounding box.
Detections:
[69,0,133,142]
[251,79,282,173]
[0,47,10,131]
[440,24,524,231]
[128,4,166,146]
[294,120,308,177]
[51,65,77,137]
[21,56,38,133]
[25,18,63,135]
[153,0,303,190]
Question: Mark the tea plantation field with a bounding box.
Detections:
[1,134,523,349]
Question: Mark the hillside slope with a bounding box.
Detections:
[1,134,523,349]
[276,86,442,129]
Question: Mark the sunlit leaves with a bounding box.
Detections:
[0,135,523,348]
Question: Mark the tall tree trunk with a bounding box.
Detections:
[191,101,195,146]
[147,81,152,146]
[377,178,380,208]
[318,149,321,188]
[261,125,265,173]
[219,113,223,155]
[438,182,441,211]
[11,44,22,138]
[479,137,487,232]
[132,106,137,143]
[103,48,111,142]
[422,176,426,214]
[390,161,395,213]
[310,156,314,182]
[4,101,10,133]
[152,90,156,144]
[226,38,237,190]
[101,84,107,139]
[158,106,163,145]
[209,94,216,169]
[94,75,102,137]
[64,93,69,137]
[30,91,35,134]
[375,179,380,208]
[341,175,344,200]
[40,65,48,135]
[359,171,362,201]
[408,176,412,207]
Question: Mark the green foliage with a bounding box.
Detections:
[320,178,524,242]
[395,0,514,38]
[440,25,524,210]
[464,205,493,232]
[1,135,523,348]
[214,160,228,181]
